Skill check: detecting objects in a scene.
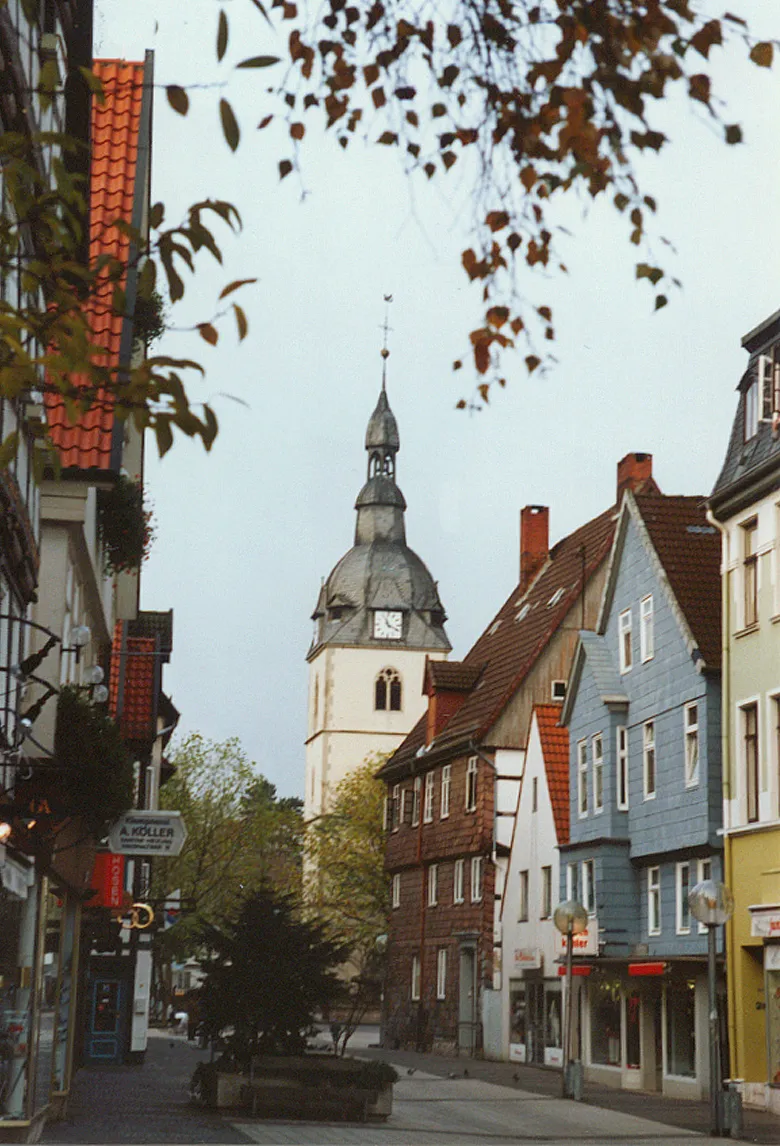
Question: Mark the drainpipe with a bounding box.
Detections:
[467,742,499,1050]
[706,507,736,1078]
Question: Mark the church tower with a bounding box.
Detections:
[304,379,450,820]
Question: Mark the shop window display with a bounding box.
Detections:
[768,966,780,1085]
[509,982,527,1063]
[544,985,563,1066]
[665,979,696,1078]
[626,989,641,1069]
[590,979,621,1067]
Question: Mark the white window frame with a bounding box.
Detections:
[428,863,438,906]
[697,859,712,934]
[742,518,758,629]
[640,594,654,662]
[744,375,759,440]
[391,784,400,831]
[440,764,451,819]
[465,756,478,812]
[675,861,691,935]
[577,739,588,818]
[399,787,407,825]
[411,776,421,827]
[648,866,661,936]
[541,865,552,919]
[411,954,421,1001]
[592,734,604,813]
[684,702,700,788]
[518,870,529,921]
[470,855,483,903]
[436,948,447,1000]
[392,873,401,909]
[453,858,465,904]
[619,608,633,673]
[566,861,579,902]
[616,725,629,810]
[423,771,435,823]
[643,720,656,800]
[582,859,596,915]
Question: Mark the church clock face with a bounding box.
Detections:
[373,610,403,640]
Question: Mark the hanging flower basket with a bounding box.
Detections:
[97,475,155,575]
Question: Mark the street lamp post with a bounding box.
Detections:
[688,879,734,1137]
[553,899,588,1099]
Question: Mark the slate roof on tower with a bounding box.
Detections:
[309,383,450,657]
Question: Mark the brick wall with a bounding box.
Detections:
[385,751,495,1050]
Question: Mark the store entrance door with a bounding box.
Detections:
[527,981,545,1064]
[84,977,125,1064]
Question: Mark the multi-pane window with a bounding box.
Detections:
[453,858,465,904]
[582,859,596,915]
[697,858,712,933]
[428,864,438,906]
[684,703,699,787]
[465,756,478,811]
[648,866,661,935]
[616,726,629,810]
[392,873,401,909]
[423,772,435,823]
[566,862,579,902]
[577,740,588,817]
[743,702,759,823]
[640,595,654,662]
[744,374,759,440]
[742,518,758,628]
[593,734,604,813]
[541,866,552,919]
[411,776,421,826]
[440,764,451,819]
[759,349,780,421]
[643,720,656,799]
[375,667,402,711]
[411,954,421,1000]
[391,784,400,831]
[619,608,633,672]
[518,870,529,921]
[470,856,483,902]
[676,862,691,934]
[436,948,447,1000]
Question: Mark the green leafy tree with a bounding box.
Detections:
[151,733,303,1009]
[199,885,344,1063]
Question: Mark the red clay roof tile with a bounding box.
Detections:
[109,619,157,741]
[535,703,569,846]
[46,59,146,470]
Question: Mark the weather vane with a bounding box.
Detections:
[381,294,393,388]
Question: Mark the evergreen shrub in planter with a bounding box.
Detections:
[97,475,155,575]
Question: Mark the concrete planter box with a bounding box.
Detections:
[193,1057,396,1122]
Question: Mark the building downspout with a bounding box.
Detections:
[467,742,499,1049]
[707,507,737,1077]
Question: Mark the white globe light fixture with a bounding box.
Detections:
[69,625,91,648]
[553,900,588,1099]
[688,879,733,1136]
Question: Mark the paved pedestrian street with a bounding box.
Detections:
[232,1068,712,1146]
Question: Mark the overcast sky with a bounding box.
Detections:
[94,1,780,798]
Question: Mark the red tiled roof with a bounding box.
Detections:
[383,504,617,773]
[424,660,484,693]
[535,704,569,846]
[109,620,157,741]
[633,494,722,669]
[46,59,146,470]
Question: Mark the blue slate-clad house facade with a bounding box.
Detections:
[560,490,722,1098]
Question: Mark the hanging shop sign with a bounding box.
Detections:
[511,947,542,972]
[87,853,125,908]
[108,811,187,856]
[557,921,599,956]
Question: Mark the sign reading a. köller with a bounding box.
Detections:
[108,811,187,857]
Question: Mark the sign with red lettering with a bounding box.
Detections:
[87,853,125,908]
[557,920,599,956]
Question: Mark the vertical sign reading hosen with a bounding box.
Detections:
[88,853,126,908]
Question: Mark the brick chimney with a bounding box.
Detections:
[520,505,549,593]
[616,452,657,502]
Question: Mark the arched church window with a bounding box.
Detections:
[375,668,402,712]
[370,452,382,477]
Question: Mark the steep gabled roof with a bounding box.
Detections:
[381,504,617,775]
[109,619,158,742]
[535,703,569,846]
[561,631,628,726]
[46,58,150,471]
[633,494,721,669]
[424,659,484,693]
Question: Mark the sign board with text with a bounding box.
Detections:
[557,921,599,956]
[108,811,187,857]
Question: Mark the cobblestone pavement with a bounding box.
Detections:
[41,1027,780,1146]
[42,1030,254,1144]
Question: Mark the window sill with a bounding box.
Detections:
[734,623,759,639]
[771,614,780,626]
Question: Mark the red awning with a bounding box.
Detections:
[628,962,667,976]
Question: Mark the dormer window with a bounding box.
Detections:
[745,346,780,441]
[744,375,759,441]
